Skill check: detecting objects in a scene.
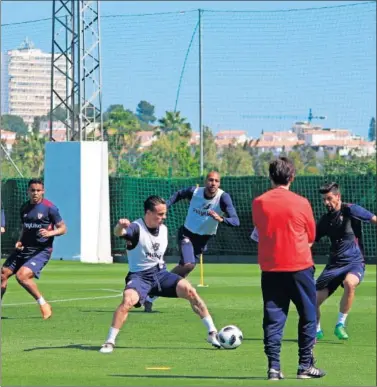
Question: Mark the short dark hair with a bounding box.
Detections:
[319,182,340,195]
[269,157,295,185]
[28,178,44,187]
[144,195,166,213]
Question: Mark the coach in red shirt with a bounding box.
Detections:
[252,157,325,380]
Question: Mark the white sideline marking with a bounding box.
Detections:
[2,289,122,307]
[99,288,122,293]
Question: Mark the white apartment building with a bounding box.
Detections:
[1,52,9,114]
[6,38,66,127]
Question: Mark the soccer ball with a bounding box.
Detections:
[218,325,243,349]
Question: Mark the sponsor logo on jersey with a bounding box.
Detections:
[24,223,43,229]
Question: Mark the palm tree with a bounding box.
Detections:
[157,111,192,138]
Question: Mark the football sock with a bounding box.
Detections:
[337,312,348,326]
[202,315,216,333]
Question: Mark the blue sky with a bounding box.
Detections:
[1,1,376,138]
[1,1,364,22]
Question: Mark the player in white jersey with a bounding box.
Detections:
[99,195,221,353]
[144,171,240,312]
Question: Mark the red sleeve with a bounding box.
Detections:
[304,199,316,243]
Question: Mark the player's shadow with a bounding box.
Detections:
[110,374,267,381]
[243,337,344,345]
[2,316,41,320]
[24,344,215,352]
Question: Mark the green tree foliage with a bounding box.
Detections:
[250,150,274,176]
[323,154,376,175]
[138,132,199,177]
[104,105,142,175]
[136,100,156,124]
[1,114,28,135]
[103,104,125,122]
[157,111,192,138]
[192,126,218,175]
[2,133,46,177]
[287,150,305,175]
[32,116,41,135]
[219,144,254,176]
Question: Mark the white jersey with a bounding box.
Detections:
[184,187,224,236]
[127,219,168,272]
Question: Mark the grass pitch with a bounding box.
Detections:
[1,261,376,386]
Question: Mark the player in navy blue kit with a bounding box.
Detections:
[315,182,376,340]
[99,196,221,353]
[1,179,67,319]
[144,171,240,312]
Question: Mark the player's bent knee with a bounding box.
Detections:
[1,267,12,280]
[121,289,139,310]
[343,279,358,291]
[15,271,33,283]
[176,279,196,299]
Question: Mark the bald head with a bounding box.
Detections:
[206,171,220,180]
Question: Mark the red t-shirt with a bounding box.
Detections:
[252,187,315,272]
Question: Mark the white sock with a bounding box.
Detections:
[337,312,348,326]
[146,296,158,303]
[105,327,119,344]
[316,322,321,332]
[37,296,46,306]
[201,315,217,333]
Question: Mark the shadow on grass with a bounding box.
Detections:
[24,343,215,352]
[243,337,344,345]
[2,316,41,320]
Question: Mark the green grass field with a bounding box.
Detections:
[1,261,376,386]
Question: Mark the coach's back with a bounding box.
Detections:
[252,187,315,272]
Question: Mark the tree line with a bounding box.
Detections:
[1,102,376,178]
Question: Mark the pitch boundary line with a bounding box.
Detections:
[2,289,122,307]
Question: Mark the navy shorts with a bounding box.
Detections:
[178,226,211,266]
[3,247,52,279]
[316,262,365,296]
[125,265,182,307]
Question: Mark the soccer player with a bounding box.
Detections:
[1,178,67,319]
[252,157,326,380]
[144,171,240,312]
[99,195,221,353]
[315,182,377,340]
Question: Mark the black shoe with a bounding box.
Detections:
[297,365,326,379]
[144,300,153,313]
[268,368,284,380]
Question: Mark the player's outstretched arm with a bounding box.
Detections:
[349,204,377,224]
[166,186,196,208]
[114,218,131,237]
[218,193,240,227]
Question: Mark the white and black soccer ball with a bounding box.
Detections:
[218,325,243,349]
